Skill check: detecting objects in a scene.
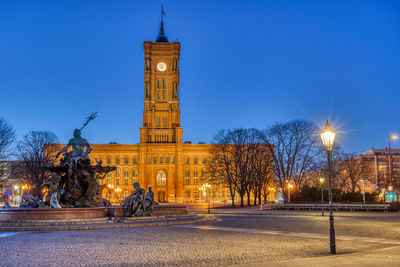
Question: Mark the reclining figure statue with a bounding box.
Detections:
[121,182,154,217]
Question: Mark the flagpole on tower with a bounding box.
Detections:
[156,5,168,42]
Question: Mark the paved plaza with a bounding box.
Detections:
[1,210,400,266]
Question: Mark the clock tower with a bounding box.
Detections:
[140,12,182,144]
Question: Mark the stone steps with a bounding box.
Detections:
[0,215,212,231]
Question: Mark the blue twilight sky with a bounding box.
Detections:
[0,0,399,153]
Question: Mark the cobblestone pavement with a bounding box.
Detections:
[0,213,399,266]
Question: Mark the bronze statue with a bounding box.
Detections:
[20,191,39,208]
[40,113,116,208]
[121,182,154,217]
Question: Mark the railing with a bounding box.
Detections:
[266,203,390,212]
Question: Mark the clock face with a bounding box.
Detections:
[157,62,167,72]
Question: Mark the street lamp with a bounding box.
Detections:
[361,179,366,203]
[319,177,325,216]
[388,134,398,201]
[286,182,293,203]
[320,120,336,255]
[199,183,212,214]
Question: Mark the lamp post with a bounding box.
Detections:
[361,179,366,203]
[388,134,398,202]
[319,177,325,216]
[287,182,293,203]
[199,183,211,213]
[320,120,336,255]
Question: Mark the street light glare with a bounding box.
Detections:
[392,134,398,140]
[321,121,336,151]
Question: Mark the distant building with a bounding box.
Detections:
[361,148,400,201]
[0,161,23,203]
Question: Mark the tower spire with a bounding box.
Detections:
[156,5,168,42]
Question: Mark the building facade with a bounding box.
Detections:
[88,18,231,204]
[362,148,400,201]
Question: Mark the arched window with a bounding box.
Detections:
[194,157,198,164]
[166,156,169,164]
[157,79,161,99]
[162,79,166,99]
[156,116,160,128]
[201,168,206,183]
[116,169,120,177]
[147,155,151,164]
[160,156,163,164]
[193,169,199,185]
[156,170,167,186]
[163,116,167,128]
[133,156,138,164]
[171,156,175,164]
[184,169,190,185]
[124,156,129,164]
[107,156,111,164]
[132,169,138,183]
[116,157,120,164]
[123,172,129,185]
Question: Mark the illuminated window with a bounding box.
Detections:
[201,169,206,182]
[172,156,175,163]
[156,170,167,186]
[193,169,199,185]
[162,79,166,99]
[184,169,190,185]
[132,169,138,183]
[163,116,167,128]
[156,116,160,128]
[123,191,129,198]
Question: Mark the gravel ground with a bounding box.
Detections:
[0,214,398,266]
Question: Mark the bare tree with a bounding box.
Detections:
[0,117,16,188]
[337,153,375,193]
[16,131,58,198]
[208,128,274,207]
[262,120,322,202]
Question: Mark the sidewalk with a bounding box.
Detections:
[271,246,400,267]
[190,205,400,218]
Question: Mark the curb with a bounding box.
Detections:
[0,216,217,232]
